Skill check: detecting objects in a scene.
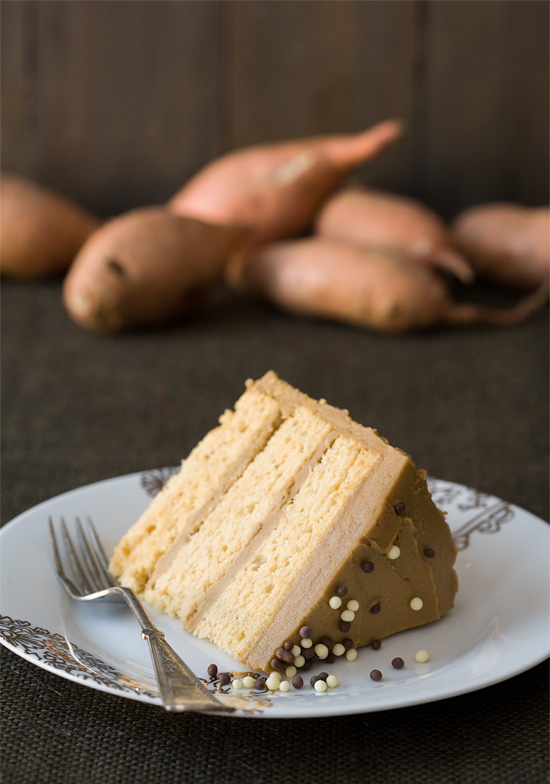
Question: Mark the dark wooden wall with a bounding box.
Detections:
[2,0,548,220]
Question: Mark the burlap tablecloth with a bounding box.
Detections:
[2,279,548,784]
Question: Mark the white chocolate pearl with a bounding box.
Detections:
[270,670,282,681]
[345,648,358,662]
[410,597,424,611]
[314,643,329,659]
[285,666,297,678]
[326,674,339,688]
[347,599,359,612]
[314,680,327,693]
[332,643,345,656]
[279,680,290,692]
[242,676,255,688]
[341,610,355,622]
[232,679,243,690]
[294,655,305,668]
[291,645,301,657]
[387,545,401,560]
[301,638,313,649]
[415,649,429,663]
[266,676,280,690]
[329,595,342,609]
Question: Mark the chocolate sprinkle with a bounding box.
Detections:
[320,637,334,650]
[338,621,351,633]
[392,657,405,670]
[207,663,218,678]
[276,648,295,664]
[326,653,336,664]
[302,647,315,660]
[336,585,348,597]
[370,602,381,614]
[371,639,382,650]
[343,639,354,651]
[370,669,383,681]
[270,658,285,674]
[318,671,329,681]
[361,560,374,573]
[394,502,406,515]
[292,676,304,689]
[300,625,313,639]
[254,677,266,691]
[424,547,435,558]
[219,672,231,686]
[283,640,293,651]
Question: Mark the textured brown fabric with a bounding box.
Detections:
[1,278,548,784]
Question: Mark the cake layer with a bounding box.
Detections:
[110,387,281,592]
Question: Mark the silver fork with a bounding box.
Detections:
[48,516,233,713]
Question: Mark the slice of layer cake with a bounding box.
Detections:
[110,371,458,672]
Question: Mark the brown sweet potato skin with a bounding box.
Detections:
[1,173,100,278]
[315,186,473,282]
[63,207,246,332]
[226,237,546,333]
[168,120,403,247]
[451,204,550,290]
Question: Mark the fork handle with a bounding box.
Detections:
[141,627,228,712]
[116,587,231,713]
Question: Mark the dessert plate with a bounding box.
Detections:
[1,470,548,719]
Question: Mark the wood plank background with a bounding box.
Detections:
[2,0,548,220]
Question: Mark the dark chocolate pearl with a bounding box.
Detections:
[326,653,336,664]
[276,648,295,664]
[370,602,381,614]
[292,676,304,689]
[320,637,334,650]
[219,672,231,686]
[343,639,354,651]
[302,647,315,660]
[283,640,293,651]
[371,639,382,650]
[336,585,348,597]
[424,547,435,558]
[310,675,320,688]
[370,669,383,681]
[207,663,218,678]
[254,677,266,691]
[270,658,285,674]
[339,621,351,633]
[318,671,329,681]
[300,625,313,639]
[361,560,374,573]
[392,657,405,670]
[301,661,312,672]
[394,502,406,515]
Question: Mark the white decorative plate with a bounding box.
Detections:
[1,470,548,718]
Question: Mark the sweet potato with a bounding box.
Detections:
[63,207,247,332]
[168,120,403,246]
[315,186,473,282]
[1,173,100,278]
[226,237,547,334]
[450,204,550,290]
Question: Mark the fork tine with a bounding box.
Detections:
[75,518,108,592]
[83,516,116,588]
[59,516,95,594]
[48,517,83,597]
